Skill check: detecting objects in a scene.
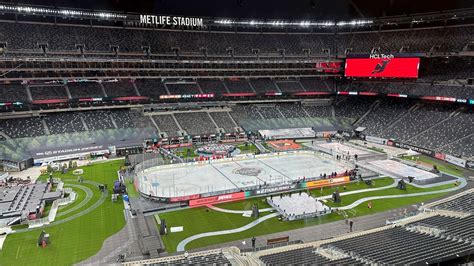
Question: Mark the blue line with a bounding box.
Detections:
[255,157,292,181]
[210,162,239,189]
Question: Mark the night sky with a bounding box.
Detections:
[2,0,474,19]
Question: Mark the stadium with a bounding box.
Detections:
[0,0,473,265]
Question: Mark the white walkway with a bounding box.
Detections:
[337,178,466,210]
[207,205,274,214]
[176,212,279,252]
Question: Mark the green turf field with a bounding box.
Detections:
[0,160,126,266]
[159,207,258,254]
[400,154,464,177]
[158,179,454,253]
[236,143,259,154]
[124,177,140,199]
[175,147,198,159]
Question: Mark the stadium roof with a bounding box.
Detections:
[7,0,474,20]
[1,2,473,31]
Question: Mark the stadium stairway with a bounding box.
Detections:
[225,111,240,129]
[99,83,108,97]
[109,113,118,128]
[435,133,474,153]
[421,188,474,210]
[379,103,419,135]
[247,80,257,93]
[406,108,460,142]
[132,82,141,96]
[41,119,51,135]
[25,85,33,102]
[162,83,171,95]
[354,100,380,126]
[272,80,283,93]
[147,115,161,133]
[206,111,220,132]
[64,85,72,99]
[221,81,231,94]
[195,82,204,94]
[296,81,306,91]
[79,115,89,131]
[275,106,285,118]
[0,131,11,140]
[301,106,312,117]
[171,113,186,134]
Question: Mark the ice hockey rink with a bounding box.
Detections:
[137,153,349,198]
[368,159,439,180]
[314,142,372,156]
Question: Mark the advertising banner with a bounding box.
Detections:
[444,154,467,168]
[306,179,330,188]
[331,176,351,184]
[421,96,456,102]
[393,142,434,156]
[31,144,110,163]
[365,136,388,145]
[251,184,298,196]
[306,176,350,188]
[189,191,245,207]
[345,58,420,78]
[434,153,446,160]
[159,94,214,99]
[315,61,342,73]
[169,194,200,203]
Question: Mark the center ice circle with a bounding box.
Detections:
[233,167,262,176]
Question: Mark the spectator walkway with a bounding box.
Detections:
[176,212,280,252]
[207,205,274,214]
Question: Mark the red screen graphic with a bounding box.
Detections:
[345,58,420,78]
[315,61,342,73]
[188,192,246,207]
